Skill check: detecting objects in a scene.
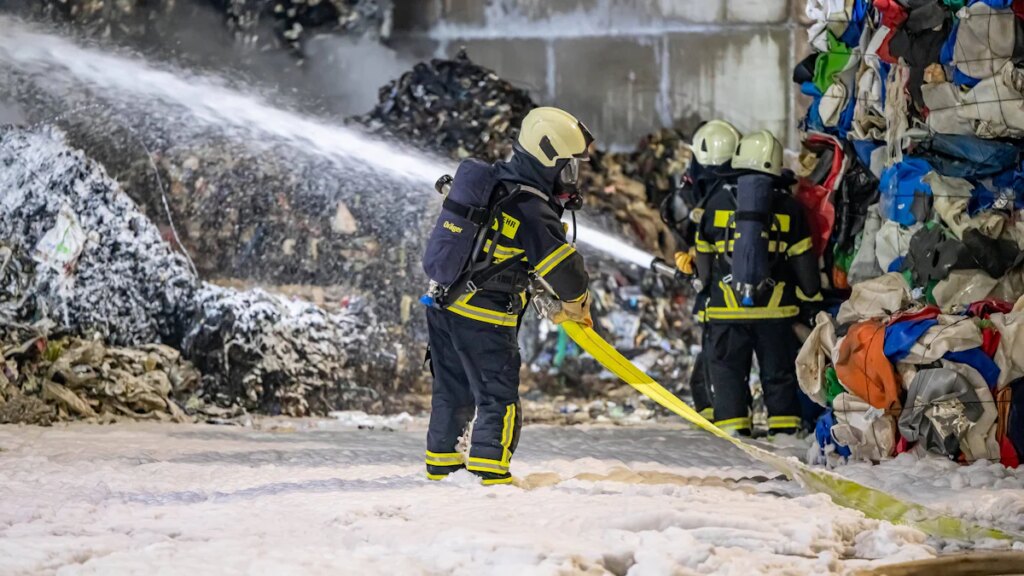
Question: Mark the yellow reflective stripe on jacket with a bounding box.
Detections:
[426,472,448,481]
[484,240,526,263]
[500,404,516,466]
[712,210,791,233]
[768,415,802,429]
[534,243,576,277]
[719,282,739,308]
[695,235,715,254]
[447,294,519,327]
[712,240,789,254]
[715,417,752,431]
[787,237,813,257]
[425,451,464,467]
[707,282,799,321]
[481,476,513,486]
[796,286,823,302]
[467,457,509,474]
[767,282,785,309]
[705,306,800,320]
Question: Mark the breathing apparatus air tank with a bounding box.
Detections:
[731,174,774,306]
[728,130,784,307]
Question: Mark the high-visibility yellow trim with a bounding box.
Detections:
[767,282,785,309]
[467,457,509,474]
[447,294,519,327]
[695,236,715,253]
[768,416,803,429]
[481,476,514,486]
[709,282,797,320]
[499,404,516,466]
[699,407,714,421]
[712,240,789,254]
[713,210,790,232]
[491,212,521,239]
[534,243,576,278]
[426,472,448,481]
[796,286,823,302]
[426,450,462,460]
[719,281,739,309]
[715,417,752,431]
[484,240,526,263]
[425,450,464,467]
[560,321,1020,542]
[704,305,800,320]
[787,237,813,257]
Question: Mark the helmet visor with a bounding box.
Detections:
[559,158,581,187]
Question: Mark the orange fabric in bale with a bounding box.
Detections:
[834,320,903,411]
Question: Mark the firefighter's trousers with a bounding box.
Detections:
[425,306,522,484]
[706,321,802,436]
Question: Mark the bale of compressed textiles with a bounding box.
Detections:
[357,49,536,162]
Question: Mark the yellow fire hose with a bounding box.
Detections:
[562,321,1022,542]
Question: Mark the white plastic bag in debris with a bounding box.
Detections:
[32,204,87,275]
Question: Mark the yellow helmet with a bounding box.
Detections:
[517,107,593,168]
[732,130,784,176]
[692,120,740,167]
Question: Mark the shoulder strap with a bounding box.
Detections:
[442,197,489,226]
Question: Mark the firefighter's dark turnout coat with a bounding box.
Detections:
[694,181,821,436]
[426,182,588,483]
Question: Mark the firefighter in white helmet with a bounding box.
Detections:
[692,130,821,436]
[660,119,742,421]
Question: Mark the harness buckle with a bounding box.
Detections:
[465,281,479,293]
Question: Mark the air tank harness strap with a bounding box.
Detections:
[443,197,489,226]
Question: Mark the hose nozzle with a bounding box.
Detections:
[650,258,685,282]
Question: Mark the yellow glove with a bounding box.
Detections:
[550,292,593,328]
[674,249,695,276]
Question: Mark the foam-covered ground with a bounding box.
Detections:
[1,417,1021,575]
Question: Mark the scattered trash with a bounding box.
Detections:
[0,334,208,425]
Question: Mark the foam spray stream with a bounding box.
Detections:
[0,16,661,271]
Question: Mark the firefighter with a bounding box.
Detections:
[660,119,741,421]
[693,130,821,437]
[424,107,594,484]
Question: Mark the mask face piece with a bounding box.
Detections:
[660,192,689,226]
[559,158,580,189]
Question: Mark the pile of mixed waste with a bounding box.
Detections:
[357,49,536,163]
[0,126,389,422]
[13,0,389,55]
[794,0,1024,467]
[0,334,207,425]
[358,49,685,259]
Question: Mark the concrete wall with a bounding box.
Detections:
[390,0,805,149]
